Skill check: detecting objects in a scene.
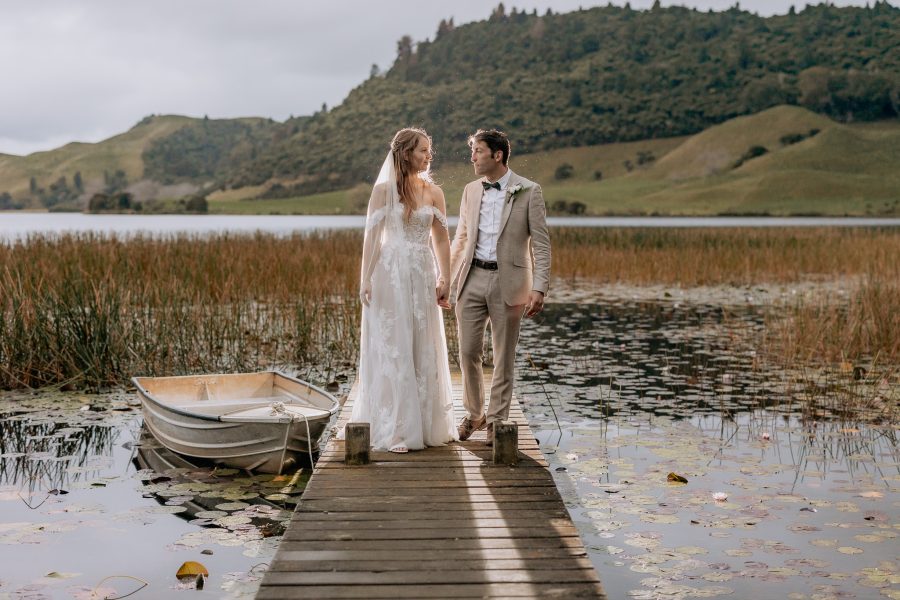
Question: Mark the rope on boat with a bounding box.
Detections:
[271,401,314,475]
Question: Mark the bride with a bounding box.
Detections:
[349,127,458,453]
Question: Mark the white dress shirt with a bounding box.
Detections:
[474,169,511,262]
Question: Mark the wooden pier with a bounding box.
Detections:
[257,372,606,599]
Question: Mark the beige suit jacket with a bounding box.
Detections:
[449,170,551,306]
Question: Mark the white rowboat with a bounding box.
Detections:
[133,371,339,474]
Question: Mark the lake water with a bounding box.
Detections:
[516,296,899,599]
[3,212,900,240]
[0,392,309,599]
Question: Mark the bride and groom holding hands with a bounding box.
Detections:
[349,127,551,453]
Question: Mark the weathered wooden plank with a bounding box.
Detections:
[314,460,549,470]
[268,557,597,572]
[318,450,547,462]
[304,479,556,491]
[294,498,568,512]
[309,468,553,479]
[262,568,601,585]
[297,491,562,503]
[273,548,589,562]
[257,582,606,599]
[328,438,541,449]
[288,508,571,521]
[276,536,588,552]
[315,459,549,469]
[290,517,574,530]
[282,525,583,542]
[303,479,556,500]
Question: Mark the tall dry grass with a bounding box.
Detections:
[0,232,362,389]
[1,227,896,390]
[551,227,900,365]
[764,276,900,365]
[551,227,900,286]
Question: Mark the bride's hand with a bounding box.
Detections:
[360,284,371,306]
[436,278,450,309]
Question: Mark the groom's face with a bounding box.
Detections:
[470,141,503,179]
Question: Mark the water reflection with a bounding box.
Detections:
[133,426,303,535]
[0,393,297,599]
[516,298,900,600]
[0,395,125,497]
[519,301,774,419]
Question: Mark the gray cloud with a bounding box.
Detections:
[0,0,870,155]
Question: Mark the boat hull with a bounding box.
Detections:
[133,371,338,474]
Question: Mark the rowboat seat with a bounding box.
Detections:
[222,405,331,420]
[179,395,329,418]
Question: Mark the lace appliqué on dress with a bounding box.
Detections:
[430,206,448,230]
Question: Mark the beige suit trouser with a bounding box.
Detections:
[455,266,525,424]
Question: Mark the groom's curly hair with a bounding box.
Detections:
[469,129,510,166]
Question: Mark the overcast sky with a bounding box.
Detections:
[0,0,875,156]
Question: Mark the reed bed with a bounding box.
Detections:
[551,227,900,286]
[0,231,362,389]
[764,276,900,365]
[1,227,897,390]
[551,227,900,365]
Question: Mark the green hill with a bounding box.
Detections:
[646,105,835,180]
[0,116,190,200]
[562,106,900,215]
[0,115,277,209]
[207,106,899,217]
[228,2,899,194]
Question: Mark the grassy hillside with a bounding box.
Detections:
[0,115,275,208]
[0,116,193,200]
[208,107,900,216]
[647,106,835,180]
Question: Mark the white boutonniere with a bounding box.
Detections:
[506,183,524,203]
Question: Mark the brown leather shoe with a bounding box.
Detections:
[485,422,495,447]
[458,414,487,441]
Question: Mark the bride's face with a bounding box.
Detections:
[407,137,433,173]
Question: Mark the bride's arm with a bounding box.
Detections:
[430,187,451,306]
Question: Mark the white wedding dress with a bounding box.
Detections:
[348,156,457,451]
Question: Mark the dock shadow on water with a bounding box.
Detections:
[0,393,309,599]
[517,297,898,600]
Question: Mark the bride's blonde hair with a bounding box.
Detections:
[391,127,433,221]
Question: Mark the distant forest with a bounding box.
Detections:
[145,2,899,195]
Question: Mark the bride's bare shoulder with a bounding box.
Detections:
[424,181,445,203]
[425,182,446,211]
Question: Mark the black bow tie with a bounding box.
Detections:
[482,181,501,191]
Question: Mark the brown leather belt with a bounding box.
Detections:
[472,258,498,270]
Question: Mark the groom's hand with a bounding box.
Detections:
[524,290,544,318]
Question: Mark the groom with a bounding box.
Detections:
[446,129,551,446]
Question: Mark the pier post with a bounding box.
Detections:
[493,421,518,466]
[345,422,370,465]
